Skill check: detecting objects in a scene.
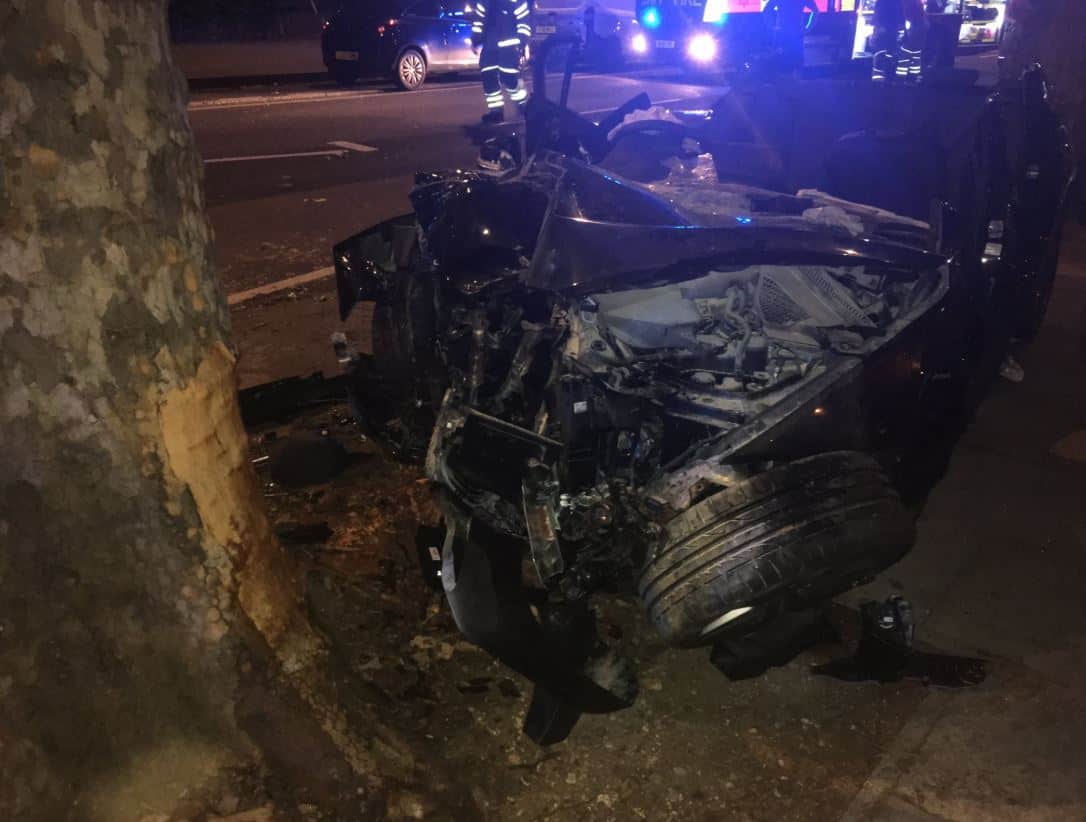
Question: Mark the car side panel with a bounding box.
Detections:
[403,16,450,69]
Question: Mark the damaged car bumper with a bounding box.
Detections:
[331,61,1073,739]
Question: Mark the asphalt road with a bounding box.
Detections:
[189,51,998,296]
[191,71,727,204]
[188,69,730,292]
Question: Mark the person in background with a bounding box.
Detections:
[903,0,929,50]
[763,0,820,72]
[472,0,531,123]
[871,0,906,53]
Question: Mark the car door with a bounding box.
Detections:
[440,0,478,67]
[403,0,451,69]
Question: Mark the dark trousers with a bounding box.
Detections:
[480,43,525,110]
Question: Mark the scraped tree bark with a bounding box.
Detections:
[0,3,473,820]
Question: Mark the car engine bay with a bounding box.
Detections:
[331,61,1073,740]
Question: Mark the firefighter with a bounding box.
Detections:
[472,0,531,124]
[903,0,928,49]
[763,0,820,72]
[871,0,907,54]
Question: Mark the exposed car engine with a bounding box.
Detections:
[331,57,1072,741]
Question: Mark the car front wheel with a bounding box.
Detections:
[395,48,427,90]
[639,452,916,648]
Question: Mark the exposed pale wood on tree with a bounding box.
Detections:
[0,2,475,819]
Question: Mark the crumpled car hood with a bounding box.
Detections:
[410,153,949,295]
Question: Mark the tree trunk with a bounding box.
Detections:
[0,3,473,819]
[1002,0,1086,207]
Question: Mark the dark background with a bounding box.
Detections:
[168,0,337,41]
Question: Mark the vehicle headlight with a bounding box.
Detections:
[631,32,649,54]
[687,33,717,63]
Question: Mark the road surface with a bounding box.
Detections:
[189,52,998,296]
[189,70,729,294]
[188,55,999,386]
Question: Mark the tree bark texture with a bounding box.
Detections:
[0,3,471,819]
[1002,0,1086,195]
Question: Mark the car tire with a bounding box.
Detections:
[331,63,358,86]
[639,452,915,648]
[395,48,427,90]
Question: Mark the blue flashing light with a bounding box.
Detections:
[641,6,661,29]
[736,216,753,225]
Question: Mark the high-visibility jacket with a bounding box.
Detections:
[472,0,531,49]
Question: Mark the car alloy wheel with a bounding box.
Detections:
[397,49,426,90]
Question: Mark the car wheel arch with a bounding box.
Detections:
[393,45,429,89]
[399,43,429,65]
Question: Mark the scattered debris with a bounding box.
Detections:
[268,437,356,488]
[238,372,346,426]
[275,521,334,545]
[457,676,494,695]
[414,524,446,591]
[711,607,839,681]
[813,597,987,688]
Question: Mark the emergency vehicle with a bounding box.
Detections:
[626,0,860,69]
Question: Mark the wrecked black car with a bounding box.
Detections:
[332,49,1074,740]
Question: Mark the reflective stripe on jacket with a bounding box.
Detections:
[473,0,530,47]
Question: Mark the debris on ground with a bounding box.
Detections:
[229,399,933,820]
[814,597,987,688]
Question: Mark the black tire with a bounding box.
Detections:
[394,48,427,90]
[639,452,916,648]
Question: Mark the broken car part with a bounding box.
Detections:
[813,597,987,688]
[331,54,1072,740]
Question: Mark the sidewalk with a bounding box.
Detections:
[171,38,326,84]
[841,226,1086,820]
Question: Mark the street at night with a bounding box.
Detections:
[176,53,1086,821]
[191,71,729,290]
[189,69,733,386]
[5,3,1086,820]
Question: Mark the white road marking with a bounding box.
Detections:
[205,148,347,164]
[189,81,480,111]
[205,141,378,164]
[227,266,336,305]
[328,140,378,153]
[219,85,711,303]
[189,89,392,111]
[201,89,707,165]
